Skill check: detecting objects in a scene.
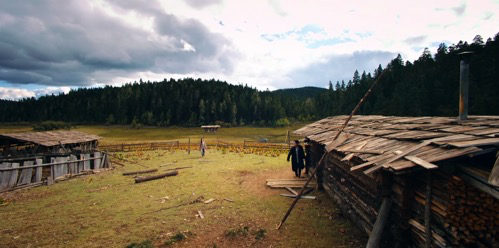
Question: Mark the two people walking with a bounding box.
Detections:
[287,138,312,178]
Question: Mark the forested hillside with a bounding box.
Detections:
[0,79,314,126]
[0,33,498,126]
[314,33,499,118]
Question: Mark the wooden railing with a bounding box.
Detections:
[0,152,109,192]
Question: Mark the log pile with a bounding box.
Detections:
[446,176,498,246]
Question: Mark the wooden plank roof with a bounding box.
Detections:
[294,115,499,173]
[0,130,100,147]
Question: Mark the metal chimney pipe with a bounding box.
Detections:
[458,51,473,122]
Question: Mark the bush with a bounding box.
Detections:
[274,118,290,127]
[130,117,142,129]
[33,121,73,131]
[125,240,153,248]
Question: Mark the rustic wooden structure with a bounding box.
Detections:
[201,125,220,133]
[0,131,107,191]
[295,115,499,247]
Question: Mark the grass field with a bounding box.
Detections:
[0,124,305,144]
[0,125,366,247]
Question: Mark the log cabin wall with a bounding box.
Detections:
[317,146,498,248]
[321,151,379,238]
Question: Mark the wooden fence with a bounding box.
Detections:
[0,152,109,192]
[100,141,180,152]
[100,140,290,153]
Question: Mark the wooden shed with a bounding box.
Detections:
[201,125,220,133]
[0,130,100,157]
[295,115,498,247]
[0,131,107,192]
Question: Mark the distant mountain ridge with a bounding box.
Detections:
[272,86,326,100]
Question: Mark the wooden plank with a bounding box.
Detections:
[69,155,77,174]
[364,141,430,175]
[446,137,499,148]
[342,141,368,161]
[94,152,101,170]
[266,179,309,182]
[279,194,316,199]
[285,187,298,195]
[0,163,11,189]
[35,158,43,182]
[325,133,349,152]
[404,156,438,170]
[267,184,316,189]
[77,154,84,173]
[488,152,499,187]
[337,149,384,155]
[8,163,19,188]
[17,161,33,185]
[83,154,91,171]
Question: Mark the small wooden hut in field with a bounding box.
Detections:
[0,130,107,191]
[201,125,220,133]
[295,115,499,247]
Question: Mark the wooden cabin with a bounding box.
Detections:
[201,125,220,133]
[0,130,100,157]
[295,115,498,248]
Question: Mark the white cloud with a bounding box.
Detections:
[0,87,35,100]
[0,86,72,100]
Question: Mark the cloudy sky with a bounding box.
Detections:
[0,0,498,100]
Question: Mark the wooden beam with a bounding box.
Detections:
[488,152,499,187]
[279,194,316,199]
[285,187,298,195]
[404,156,438,170]
[122,169,158,176]
[135,170,178,183]
[457,170,499,200]
[366,197,392,248]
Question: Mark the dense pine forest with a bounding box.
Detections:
[0,33,498,126]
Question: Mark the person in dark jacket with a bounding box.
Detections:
[287,140,305,178]
[304,137,313,175]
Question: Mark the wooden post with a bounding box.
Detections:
[83,154,91,171]
[94,152,101,170]
[243,140,246,149]
[69,155,77,174]
[8,163,19,188]
[35,158,43,182]
[425,172,432,248]
[188,138,191,154]
[287,130,290,149]
[0,162,11,189]
[122,143,124,151]
[366,198,393,248]
[17,161,33,185]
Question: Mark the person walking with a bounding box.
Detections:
[287,140,305,178]
[199,138,208,157]
[304,137,313,176]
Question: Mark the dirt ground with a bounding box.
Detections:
[0,150,366,248]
